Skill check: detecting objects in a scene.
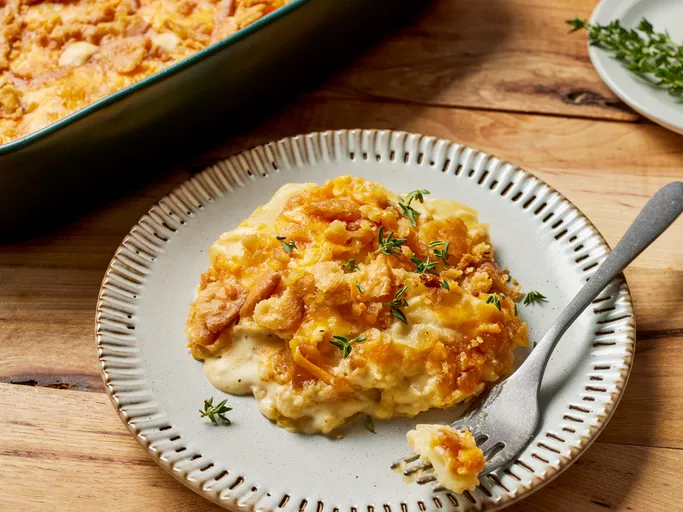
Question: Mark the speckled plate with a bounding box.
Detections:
[96,130,635,511]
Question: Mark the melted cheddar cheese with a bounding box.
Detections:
[186,176,528,434]
[407,424,486,494]
[0,0,290,144]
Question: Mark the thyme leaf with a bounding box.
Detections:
[523,290,547,306]
[200,397,232,425]
[276,236,296,253]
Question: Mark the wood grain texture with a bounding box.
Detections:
[506,443,683,512]
[308,0,637,121]
[1,0,682,509]
[0,385,208,512]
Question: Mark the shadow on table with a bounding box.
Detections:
[3,0,515,242]
[194,0,516,162]
[1,1,429,242]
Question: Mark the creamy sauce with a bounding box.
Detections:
[210,182,314,263]
[204,318,285,393]
[426,198,480,226]
[204,333,263,395]
[257,391,369,434]
[247,183,314,225]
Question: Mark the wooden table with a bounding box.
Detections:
[1,1,682,510]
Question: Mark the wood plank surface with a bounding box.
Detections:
[309,0,638,121]
[1,0,682,510]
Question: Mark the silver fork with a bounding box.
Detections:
[393,182,683,483]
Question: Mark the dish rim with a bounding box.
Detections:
[588,0,683,135]
[96,129,635,511]
[0,0,311,156]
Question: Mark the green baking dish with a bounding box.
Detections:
[0,0,421,238]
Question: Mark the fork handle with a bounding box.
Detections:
[519,182,683,388]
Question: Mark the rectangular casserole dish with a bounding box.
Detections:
[0,0,418,237]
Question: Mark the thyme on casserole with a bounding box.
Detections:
[567,16,683,98]
[364,415,376,434]
[397,189,430,227]
[524,289,547,306]
[200,397,232,425]
[330,334,367,358]
[411,255,439,275]
[355,281,365,293]
[486,293,502,311]
[440,279,450,290]
[514,303,518,316]
[375,226,407,255]
[276,236,297,253]
[429,240,450,265]
[343,258,360,272]
[384,285,408,324]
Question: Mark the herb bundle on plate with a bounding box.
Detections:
[568,16,683,98]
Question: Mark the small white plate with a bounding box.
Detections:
[97,130,635,511]
[590,0,683,134]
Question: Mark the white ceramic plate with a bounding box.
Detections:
[589,0,683,134]
[97,130,635,511]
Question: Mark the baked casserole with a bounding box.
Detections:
[185,176,529,434]
[407,424,486,493]
[0,0,290,144]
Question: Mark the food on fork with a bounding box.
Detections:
[185,176,528,434]
[407,424,485,494]
[0,0,291,145]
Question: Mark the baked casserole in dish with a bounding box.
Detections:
[0,0,290,144]
[0,0,414,235]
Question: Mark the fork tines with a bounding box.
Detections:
[415,471,436,485]
[403,460,432,476]
[389,453,419,469]
[391,453,437,482]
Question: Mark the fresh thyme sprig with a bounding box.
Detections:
[406,189,430,204]
[355,281,365,293]
[276,236,297,253]
[567,16,683,97]
[330,334,367,358]
[434,243,450,265]
[384,285,408,324]
[200,397,232,425]
[375,226,407,255]
[397,189,431,226]
[343,258,360,272]
[364,415,376,434]
[440,279,450,291]
[429,240,450,265]
[486,293,502,311]
[524,289,547,306]
[411,255,439,275]
[397,196,421,227]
